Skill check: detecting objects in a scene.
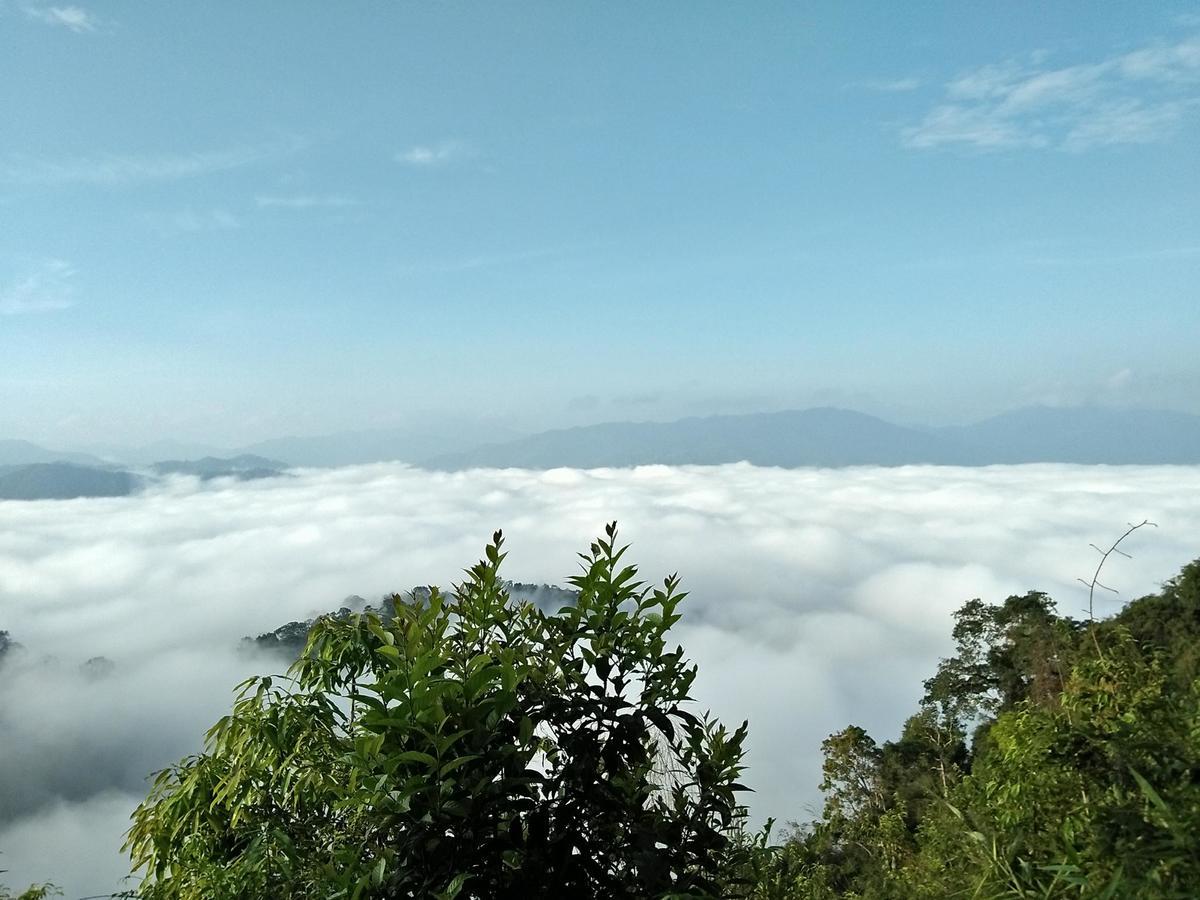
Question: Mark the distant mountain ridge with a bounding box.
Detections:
[0,455,289,501]
[424,408,959,470]
[7,406,1200,483]
[423,405,1200,470]
[0,463,138,501]
[940,406,1200,465]
[237,421,526,468]
[0,440,105,467]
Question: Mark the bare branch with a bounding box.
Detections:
[1079,519,1157,657]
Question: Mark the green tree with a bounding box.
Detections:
[923,592,1076,734]
[126,524,751,899]
[0,881,58,900]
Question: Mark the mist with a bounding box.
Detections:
[2,462,1198,897]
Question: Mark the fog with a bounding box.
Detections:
[2,463,1197,897]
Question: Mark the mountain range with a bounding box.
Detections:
[0,440,106,468]
[75,419,525,468]
[423,406,1200,470]
[0,463,139,501]
[4,407,1200,495]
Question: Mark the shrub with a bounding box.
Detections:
[126,524,750,899]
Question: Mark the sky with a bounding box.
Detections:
[2,3,1199,447]
[2,461,1198,896]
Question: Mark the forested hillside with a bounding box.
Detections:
[745,548,1200,897]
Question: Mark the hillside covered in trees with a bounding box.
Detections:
[0,456,287,501]
[743,538,1200,898]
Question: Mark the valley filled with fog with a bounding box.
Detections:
[2,461,1197,897]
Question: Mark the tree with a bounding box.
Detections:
[923,592,1075,734]
[126,524,751,899]
[0,881,58,900]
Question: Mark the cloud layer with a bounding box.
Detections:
[2,463,1198,896]
[905,34,1200,151]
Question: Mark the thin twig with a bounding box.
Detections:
[1078,519,1156,657]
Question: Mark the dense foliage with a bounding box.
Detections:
[746,557,1200,898]
[126,525,750,899]
[113,527,1200,898]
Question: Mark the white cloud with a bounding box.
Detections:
[1061,97,1194,151]
[24,4,98,32]
[0,259,76,315]
[903,104,1047,150]
[0,138,304,187]
[255,193,360,209]
[1,463,1198,896]
[394,140,470,167]
[904,34,1200,151]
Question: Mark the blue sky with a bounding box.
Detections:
[2,2,1198,447]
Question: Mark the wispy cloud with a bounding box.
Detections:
[394,140,471,167]
[255,194,360,210]
[903,34,1200,151]
[0,139,304,188]
[24,4,98,33]
[0,259,76,315]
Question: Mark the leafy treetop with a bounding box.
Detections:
[126,524,751,900]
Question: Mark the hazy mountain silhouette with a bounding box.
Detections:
[239,421,525,468]
[424,406,1200,470]
[424,408,960,470]
[0,463,139,500]
[0,440,106,467]
[945,406,1200,464]
[0,456,290,501]
[82,439,228,466]
[10,406,1200,479]
[72,423,522,469]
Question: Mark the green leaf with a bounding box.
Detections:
[394,750,438,769]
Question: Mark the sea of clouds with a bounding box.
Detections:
[1,462,1197,897]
